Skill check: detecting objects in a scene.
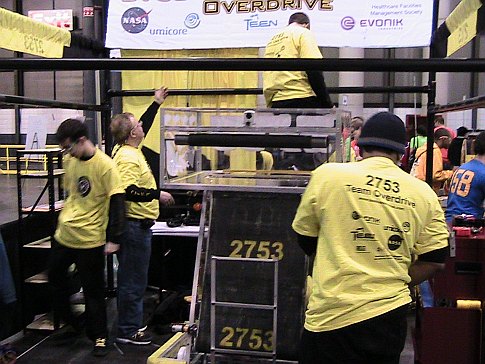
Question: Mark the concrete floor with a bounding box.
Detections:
[0,173,417,363]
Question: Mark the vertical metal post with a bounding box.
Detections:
[82,0,97,143]
[14,0,23,145]
[425,0,440,187]
[386,48,395,113]
[471,37,479,130]
[210,257,216,364]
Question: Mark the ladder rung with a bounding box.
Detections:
[212,301,276,310]
[211,347,275,358]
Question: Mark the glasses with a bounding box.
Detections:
[61,139,79,154]
[131,121,143,133]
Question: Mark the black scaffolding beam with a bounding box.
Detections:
[107,86,430,98]
[1,58,485,72]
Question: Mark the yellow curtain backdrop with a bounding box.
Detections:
[120,48,259,171]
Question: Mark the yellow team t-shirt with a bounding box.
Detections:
[263,25,323,107]
[292,157,449,332]
[55,149,124,249]
[112,145,159,220]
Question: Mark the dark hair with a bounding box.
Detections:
[474,131,485,155]
[361,145,399,156]
[457,126,469,137]
[56,118,89,144]
[434,128,451,140]
[416,125,427,136]
[288,12,310,25]
[434,115,445,125]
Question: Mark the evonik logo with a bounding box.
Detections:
[351,211,380,225]
[341,16,355,30]
[341,17,404,31]
[360,18,403,28]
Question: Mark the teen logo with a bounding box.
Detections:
[350,227,376,241]
[352,211,380,225]
[78,176,91,197]
[121,7,151,34]
[244,14,278,31]
[388,235,403,251]
[341,16,355,30]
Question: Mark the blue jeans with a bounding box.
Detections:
[117,220,152,337]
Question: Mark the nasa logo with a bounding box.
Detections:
[121,7,150,34]
[388,234,403,251]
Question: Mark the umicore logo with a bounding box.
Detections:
[185,13,200,29]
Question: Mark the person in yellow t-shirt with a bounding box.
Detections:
[293,112,449,364]
[263,12,333,109]
[411,128,454,192]
[49,118,126,357]
[110,86,174,346]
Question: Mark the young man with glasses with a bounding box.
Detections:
[110,86,174,345]
[49,118,126,356]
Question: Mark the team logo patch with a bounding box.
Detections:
[78,176,91,197]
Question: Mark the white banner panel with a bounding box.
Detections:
[105,0,433,50]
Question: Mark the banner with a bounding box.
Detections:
[431,0,485,58]
[446,0,483,56]
[105,0,433,50]
[0,8,71,58]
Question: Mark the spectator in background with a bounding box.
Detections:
[293,111,448,364]
[411,128,454,192]
[346,116,363,161]
[434,115,457,138]
[263,12,333,109]
[110,86,174,346]
[49,119,125,357]
[446,131,485,223]
[401,125,427,172]
[410,125,427,150]
[434,115,456,167]
[448,126,470,168]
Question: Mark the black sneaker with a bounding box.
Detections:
[116,330,152,345]
[92,338,109,357]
